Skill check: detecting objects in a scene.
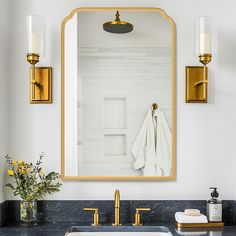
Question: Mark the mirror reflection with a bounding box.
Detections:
[62,9,176,179]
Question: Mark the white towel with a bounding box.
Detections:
[175,212,208,224]
[131,106,172,176]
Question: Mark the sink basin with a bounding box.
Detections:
[66,226,172,236]
[67,233,171,236]
[67,232,171,236]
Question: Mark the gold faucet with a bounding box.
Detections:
[112,189,122,226]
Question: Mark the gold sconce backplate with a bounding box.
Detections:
[185,66,208,103]
[30,67,52,104]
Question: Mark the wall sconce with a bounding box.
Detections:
[186,16,216,103]
[26,15,52,104]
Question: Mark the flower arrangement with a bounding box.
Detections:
[5,152,62,201]
[5,152,62,223]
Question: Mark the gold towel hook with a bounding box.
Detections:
[152,103,158,111]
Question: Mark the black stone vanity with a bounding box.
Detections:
[1,200,236,236]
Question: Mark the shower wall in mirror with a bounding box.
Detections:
[61,8,176,180]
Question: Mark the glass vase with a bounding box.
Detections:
[20,200,37,224]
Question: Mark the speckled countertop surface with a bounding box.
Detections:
[1,222,236,236]
[2,200,236,236]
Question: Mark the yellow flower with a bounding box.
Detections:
[26,168,31,173]
[17,164,26,175]
[18,160,24,165]
[18,166,25,173]
[12,160,18,166]
[19,169,25,175]
[7,170,14,176]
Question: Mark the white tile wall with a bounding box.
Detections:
[104,98,126,129]
[77,47,172,176]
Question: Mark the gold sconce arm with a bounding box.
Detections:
[26,53,52,104]
[194,79,208,86]
[84,208,101,226]
[30,65,41,100]
[132,208,151,226]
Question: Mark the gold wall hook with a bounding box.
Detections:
[152,103,158,111]
[27,53,52,104]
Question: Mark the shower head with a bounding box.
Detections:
[103,11,133,34]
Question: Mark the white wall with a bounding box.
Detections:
[6,0,236,200]
[0,0,11,203]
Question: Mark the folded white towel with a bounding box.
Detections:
[175,212,208,224]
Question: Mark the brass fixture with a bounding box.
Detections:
[26,15,52,104]
[132,208,151,226]
[113,189,122,226]
[27,53,40,65]
[27,53,52,104]
[152,103,158,111]
[84,208,101,226]
[185,54,211,103]
[175,221,224,229]
[199,53,212,65]
[186,16,216,103]
[103,11,133,34]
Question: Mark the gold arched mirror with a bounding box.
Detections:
[61,8,176,180]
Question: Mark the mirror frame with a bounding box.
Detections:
[61,7,176,181]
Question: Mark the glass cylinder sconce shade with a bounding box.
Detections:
[195,16,216,56]
[26,15,45,56]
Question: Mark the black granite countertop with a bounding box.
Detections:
[1,222,236,236]
[1,200,236,236]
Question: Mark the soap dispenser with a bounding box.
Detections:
[207,187,222,222]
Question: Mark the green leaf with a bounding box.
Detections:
[5,183,15,190]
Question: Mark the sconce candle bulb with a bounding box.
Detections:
[200,34,211,54]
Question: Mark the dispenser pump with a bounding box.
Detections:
[207,187,222,222]
[210,187,219,198]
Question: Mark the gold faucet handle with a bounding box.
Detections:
[84,208,101,226]
[136,208,151,213]
[133,208,151,226]
[84,208,99,213]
